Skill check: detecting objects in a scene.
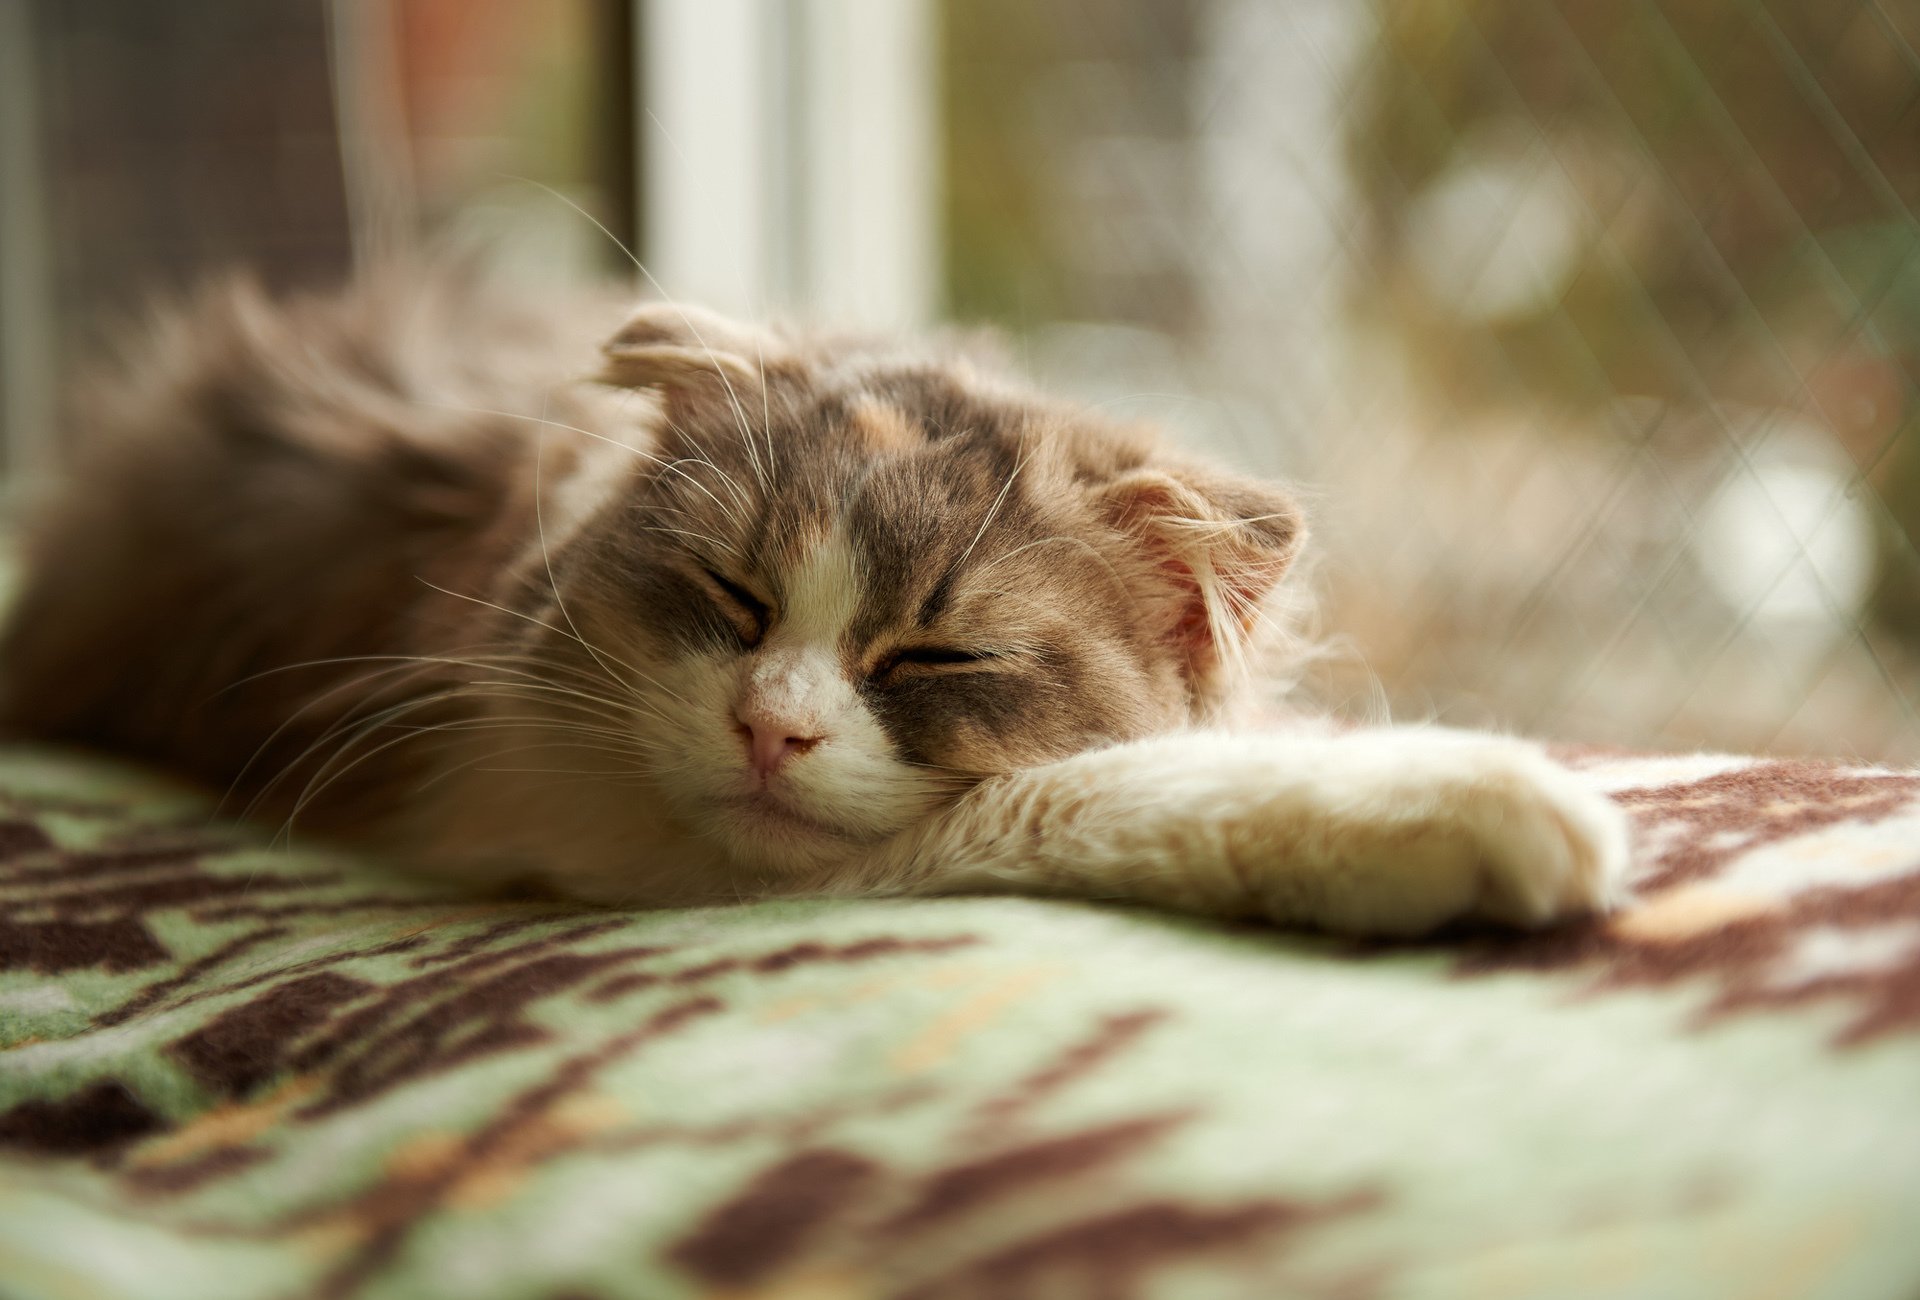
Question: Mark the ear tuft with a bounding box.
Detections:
[598,302,782,393]
[1096,466,1305,699]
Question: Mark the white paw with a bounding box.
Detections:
[1435,741,1631,929]
[1239,731,1632,936]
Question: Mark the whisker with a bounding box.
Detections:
[407,733,656,796]
[754,328,778,479]
[232,662,486,820]
[262,689,462,837]
[972,533,1135,611]
[272,686,655,842]
[218,657,447,816]
[532,404,645,705]
[412,578,643,686]
[463,676,637,715]
[955,448,1031,573]
[237,650,675,826]
[246,675,592,823]
[501,175,774,496]
[411,397,752,517]
[640,524,743,559]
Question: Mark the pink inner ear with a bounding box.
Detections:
[1159,548,1285,671]
[1100,468,1296,673]
[1158,555,1216,657]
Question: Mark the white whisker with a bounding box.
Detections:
[955,448,1031,573]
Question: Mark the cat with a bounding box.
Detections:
[0,269,1628,935]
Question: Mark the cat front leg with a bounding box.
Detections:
[859,728,1629,936]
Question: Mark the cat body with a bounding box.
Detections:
[0,272,1627,934]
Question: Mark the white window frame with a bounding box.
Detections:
[638,0,937,329]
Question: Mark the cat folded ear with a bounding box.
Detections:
[1096,466,1305,690]
[599,302,785,393]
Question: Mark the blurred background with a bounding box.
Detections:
[2,0,1917,762]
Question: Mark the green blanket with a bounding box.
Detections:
[2,746,1918,1300]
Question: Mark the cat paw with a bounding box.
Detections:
[1439,742,1630,929]
[1243,732,1632,936]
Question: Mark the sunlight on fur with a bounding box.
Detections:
[0,268,1628,934]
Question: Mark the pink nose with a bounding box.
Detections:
[736,712,821,780]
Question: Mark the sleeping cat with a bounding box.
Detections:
[0,271,1627,935]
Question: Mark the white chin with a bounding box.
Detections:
[710,797,863,870]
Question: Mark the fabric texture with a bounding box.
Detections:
[1,744,1918,1300]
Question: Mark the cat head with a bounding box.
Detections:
[518,303,1304,876]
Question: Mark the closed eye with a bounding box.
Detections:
[896,647,986,665]
[702,568,772,643]
[875,646,996,677]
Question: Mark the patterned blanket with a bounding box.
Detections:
[2,745,1918,1300]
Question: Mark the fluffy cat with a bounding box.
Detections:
[0,271,1627,935]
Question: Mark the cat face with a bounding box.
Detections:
[520,305,1304,876]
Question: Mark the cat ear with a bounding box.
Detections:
[598,302,785,392]
[1096,466,1305,681]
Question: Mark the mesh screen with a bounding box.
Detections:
[942,0,1920,762]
